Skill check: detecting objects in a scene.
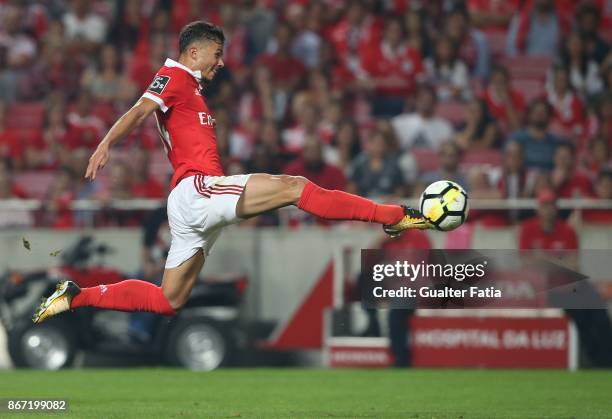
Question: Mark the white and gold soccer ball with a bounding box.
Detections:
[419,180,469,231]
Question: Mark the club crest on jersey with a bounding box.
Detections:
[148,75,170,95]
[198,112,215,127]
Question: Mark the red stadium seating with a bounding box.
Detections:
[14,171,56,200]
[436,102,466,127]
[460,149,503,171]
[6,103,46,130]
[501,55,552,81]
[512,78,545,103]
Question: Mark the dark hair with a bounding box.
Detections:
[179,21,225,54]
[597,169,612,183]
[555,141,575,155]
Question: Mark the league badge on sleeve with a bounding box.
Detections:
[148,75,171,95]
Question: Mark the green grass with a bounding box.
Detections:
[0,369,611,418]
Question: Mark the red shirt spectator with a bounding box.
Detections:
[519,217,578,250]
[327,4,381,73]
[519,190,578,250]
[64,92,106,150]
[546,66,585,138]
[583,170,612,224]
[360,37,423,97]
[482,67,526,132]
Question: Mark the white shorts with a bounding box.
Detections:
[165,173,251,268]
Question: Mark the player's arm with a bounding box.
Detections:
[85,97,159,180]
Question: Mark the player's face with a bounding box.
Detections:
[193,41,224,81]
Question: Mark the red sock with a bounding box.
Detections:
[297,182,404,225]
[71,280,175,315]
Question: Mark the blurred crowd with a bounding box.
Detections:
[0,0,611,229]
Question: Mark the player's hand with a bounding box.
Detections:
[85,144,110,180]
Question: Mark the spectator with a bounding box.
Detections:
[546,65,586,139]
[95,161,139,227]
[0,5,37,70]
[518,188,578,251]
[107,0,151,52]
[424,36,471,102]
[468,0,520,31]
[421,142,468,189]
[445,7,490,79]
[290,2,323,70]
[328,2,381,77]
[129,33,170,92]
[62,0,108,53]
[583,170,612,223]
[282,94,322,155]
[506,0,570,57]
[482,66,525,132]
[0,4,37,102]
[583,137,612,179]
[0,158,30,227]
[325,119,361,173]
[81,44,137,105]
[0,101,23,170]
[219,4,247,73]
[359,16,424,116]
[466,166,509,227]
[238,64,276,125]
[575,3,610,64]
[498,141,529,200]
[243,0,276,62]
[130,149,164,199]
[31,105,68,169]
[455,98,501,150]
[510,98,566,171]
[551,143,592,198]
[256,119,292,171]
[256,22,306,93]
[559,33,604,99]
[403,9,431,56]
[42,166,76,229]
[391,84,453,151]
[0,158,27,199]
[347,128,405,198]
[64,90,106,150]
[284,136,346,192]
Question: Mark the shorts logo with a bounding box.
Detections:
[147,75,171,95]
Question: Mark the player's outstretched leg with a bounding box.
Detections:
[33,251,205,323]
[236,174,432,236]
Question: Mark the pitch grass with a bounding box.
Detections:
[0,369,611,418]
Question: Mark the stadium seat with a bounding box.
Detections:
[461,149,503,170]
[436,102,466,127]
[412,147,439,173]
[512,78,545,103]
[14,171,56,200]
[501,55,552,81]
[6,103,45,130]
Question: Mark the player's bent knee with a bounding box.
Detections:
[281,175,309,204]
[162,288,187,312]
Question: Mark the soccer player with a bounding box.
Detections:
[33,21,432,323]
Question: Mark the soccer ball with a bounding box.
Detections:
[419,180,469,231]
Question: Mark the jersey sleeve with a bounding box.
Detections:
[141,70,182,113]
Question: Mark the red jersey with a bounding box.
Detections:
[519,218,578,250]
[142,59,224,188]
